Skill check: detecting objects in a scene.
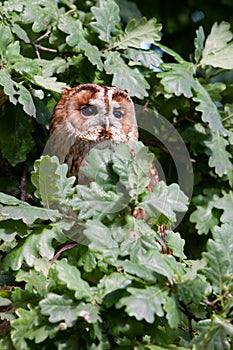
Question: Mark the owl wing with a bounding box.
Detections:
[43,124,77,163]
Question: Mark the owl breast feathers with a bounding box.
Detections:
[49,84,138,182]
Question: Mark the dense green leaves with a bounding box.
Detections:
[0,1,233,349]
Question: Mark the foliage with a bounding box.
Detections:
[0,0,233,348]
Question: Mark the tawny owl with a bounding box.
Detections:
[49,84,169,252]
[49,83,158,188]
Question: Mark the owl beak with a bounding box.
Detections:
[103,116,110,130]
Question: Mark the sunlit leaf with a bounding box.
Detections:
[214,192,233,224]
[31,155,75,209]
[0,205,60,225]
[201,43,233,69]
[140,182,188,223]
[127,48,162,68]
[117,286,167,323]
[166,231,186,259]
[193,79,224,133]
[104,51,149,98]
[0,220,28,242]
[76,302,101,323]
[3,224,66,270]
[193,315,233,350]
[33,75,68,93]
[200,21,233,69]
[190,191,219,235]
[91,0,120,43]
[157,62,195,98]
[204,131,232,176]
[83,220,120,261]
[98,272,131,299]
[202,223,233,294]
[194,26,205,63]
[11,23,30,43]
[71,182,129,219]
[202,21,232,56]
[40,293,79,327]
[115,17,161,49]
[78,40,103,70]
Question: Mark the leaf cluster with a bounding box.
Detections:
[0,0,233,348]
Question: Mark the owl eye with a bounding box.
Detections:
[80,105,98,117]
[113,108,123,119]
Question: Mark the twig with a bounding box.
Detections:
[31,30,57,59]
[179,302,203,340]
[20,164,27,201]
[50,242,78,264]
[34,30,52,43]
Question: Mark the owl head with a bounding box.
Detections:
[47,84,139,172]
[50,84,138,143]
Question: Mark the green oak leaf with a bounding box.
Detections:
[91,0,120,43]
[190,193,219,235]
[76,302,101,323]
[78,40,103,70]
[177,277,207,304]
[104,51,149,98]
[98,272,132,299]
[194,26,205,63]
[11,307,58,350]
[55,260,93,301]
[115,17,161,49]
[164,297,179,329]
[71,182,129,219]
[192,315,233,350]
[140,182,188,223]
[40,293,79,327]
[3,224,66,270]
[201,43,233,69]
[83,220,120,263]
[33,75,68,93]
[193,79,224,133]
[157,61,195,98]
[58,15,84,47]
[0,220,28,242]
[11,23,30,43]
[127,48,162,68]
[202,223,233,294]
[31,155,75,209]
[204,131,232,176]
[0,68,36,117]
[166,231,186,259]
[202,21,233,56]
[0,205,61,225]
[214,192,233,224]
[201,21,233,69]
[117,286,167,323]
